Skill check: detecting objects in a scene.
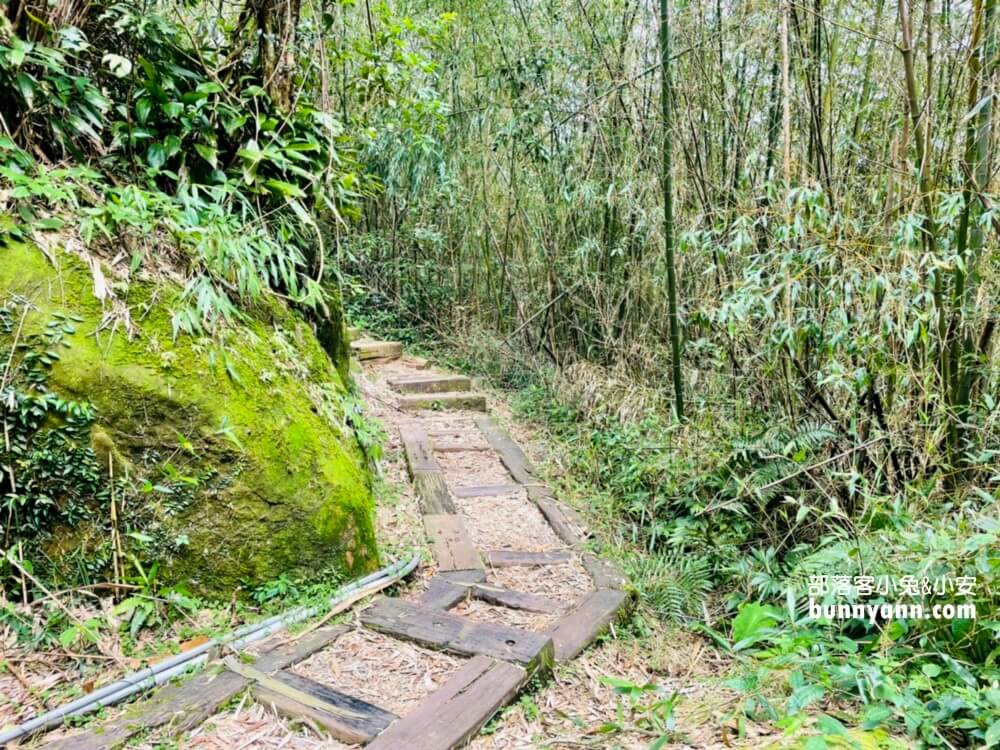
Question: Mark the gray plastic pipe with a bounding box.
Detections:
[0,552,420,746]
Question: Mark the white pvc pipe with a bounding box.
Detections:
[0,552,420,746]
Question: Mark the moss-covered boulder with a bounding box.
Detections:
[1,242,379,596]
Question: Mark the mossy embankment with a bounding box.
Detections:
[1,242,379,596]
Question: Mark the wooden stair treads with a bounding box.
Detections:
[361,598,553,668]
[400,427,439,477]
[414,472,456,514]
[251,670,396,744]
[485,549,573,567]
[424,514,483,571]
[388,375,472,394]
[399,392,488,412]
[548,589,629,662]
[350,339,403,360]
[581,552,628,590]
[452,483,522,498]
[470,584,561,614]
[474,415,537,484]
[419,576,471,610]
[367,655,528,750]
[401,354,430,369]
[44,626,349,750]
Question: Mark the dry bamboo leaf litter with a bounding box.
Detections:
[172,701,353,749]
[449,598,557,632]
[290,626,463,717]
[453,490,565,552]
[436,449,513,487]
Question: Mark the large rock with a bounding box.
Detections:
[1,242,379,595]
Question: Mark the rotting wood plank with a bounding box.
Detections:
[367,655,528,750]
[484,549,573,567]
[418,576,471,610]
[414,472,455,514]
[474,415,537,484]
[470,584,561,614]
[534,496,590,546]
[398,392,487,412]
[44,626,349,750]
[361,598,553,669]
[253,670,396,744]
[350,339,403,360]
[581,552,628,590]
[423,514,483,571]
[399,428,438,477]
[452,483,522,498]
[387,375,472,394]
[548,588,629,661]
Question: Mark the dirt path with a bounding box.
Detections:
[11,350,770,750]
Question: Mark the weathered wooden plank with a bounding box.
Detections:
[388,375,472,394]
[418,576,470,610]
[534,496,590,546]
[470,584,561,614]
[361,598,553,669]
[45,626,348,750]
[548,589,629,661]
[367,655,528,750]
[581,552,628,590]
[401,354,430,369]
[474,416,536,484]
[452,483,522,498]
[399,393,488,412]
[436,568,488,584]
[413,472,456,515]
[350,339,403,360]
[423,514,483,571]
[400,427,439,477]
[253,671,396,744]
[484,549,573,567]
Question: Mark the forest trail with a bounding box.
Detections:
[32,342,639,750]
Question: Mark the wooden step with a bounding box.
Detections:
[401,354,430,369]
[367,655,528,750]
[452,483,522,498]
[474,415,537,484]
[399,392,487,412]
[351,339,403,360]
[470,584,561,614]
[362,598,553,669]
[534,495,591,545]
[548,588,629,661]
[485,549,573,567]
[400,427,439,476]
[44,626,350,750]
[424,514,483,571]
[419,577,471,610]
[581,552,628,590]
[388,375,472,394]
[252,670,397,743]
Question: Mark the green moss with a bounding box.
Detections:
[0,243,379,596]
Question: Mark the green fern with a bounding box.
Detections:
[630,552,712,622]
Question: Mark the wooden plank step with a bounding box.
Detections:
[252,670,396,744]
[474,415,537,484]
[471,584,561,614]
[44,626,349,750]
[361,598,553,669]
[424,514,483,571]
[548,588,629,661]
[414,472,456,515]
[401,354,430,369]
[485,549,573,567]
[399,392,487,412]
[452,483,522,498]
[388,375,472,394]
[419,577,470,610]
[367,655,528,750]
[581,552,628,590]
[351,339,403,360]
[400,427,439,476]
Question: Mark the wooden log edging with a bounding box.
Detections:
[44,626,350,750]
